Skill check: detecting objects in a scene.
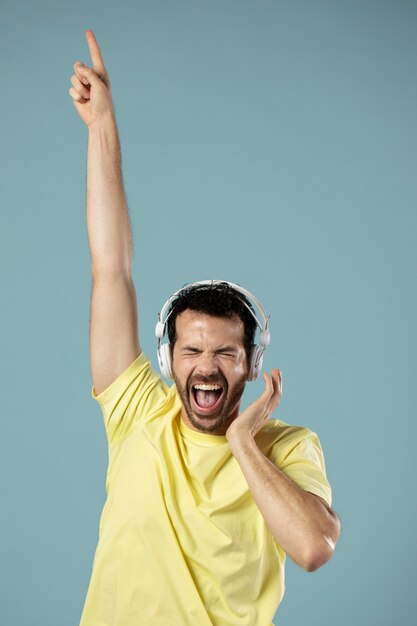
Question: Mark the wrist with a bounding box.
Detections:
[226,427,255,452]
[87,110,117,134]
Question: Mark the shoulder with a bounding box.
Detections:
[255,418,319,462]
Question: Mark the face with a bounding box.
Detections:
[171,310,249,435]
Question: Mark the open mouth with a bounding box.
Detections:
[190,384,225,416]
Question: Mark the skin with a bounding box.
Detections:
[67,32,283,440]
[69,33,341,570]
[170,311,342,571]
[171,310,282,437]
[69,30,114,128]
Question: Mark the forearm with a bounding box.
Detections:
[227,433,340,571]
[86,114,133,276]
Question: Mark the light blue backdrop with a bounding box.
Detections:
[1,1,416,625]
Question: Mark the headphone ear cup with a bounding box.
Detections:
[247,345,263,381]
[155,320,165,339]
[159,343,173,380]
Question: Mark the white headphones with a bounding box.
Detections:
[155,279,270,381]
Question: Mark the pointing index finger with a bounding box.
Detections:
[85,29,106,72]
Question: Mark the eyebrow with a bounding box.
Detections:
[181,346,238,353]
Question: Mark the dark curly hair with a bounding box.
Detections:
[167,281,257,362]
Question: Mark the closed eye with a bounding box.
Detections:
[180,347,237,357]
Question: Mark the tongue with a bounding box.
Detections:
[195,389,221,408]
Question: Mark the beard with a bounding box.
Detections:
[172,370,247,434]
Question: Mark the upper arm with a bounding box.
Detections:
[90,270,141,396]
[269,428,333,508]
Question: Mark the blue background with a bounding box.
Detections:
[1,1,416,624]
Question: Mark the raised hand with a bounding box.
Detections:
[69,30,115,128]
[226,369,283,442]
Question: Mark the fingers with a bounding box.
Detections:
[274,369,282,396]
[270,369,282,400]
[262,371,274,398]
[69,86,88,103]
[85,29,106,73]
[262,369,282,416]
[262,370,280,397]
[270,369,282,410]
[73,62,102,88]
[73,61,89,83]
[69,65,92,103]
[259,369,282,409]
[70,74,91,100]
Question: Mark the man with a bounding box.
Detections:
[69,30,341,626]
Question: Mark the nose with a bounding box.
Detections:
[195,352,219,377]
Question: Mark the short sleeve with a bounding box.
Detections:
[91,351,171,445]
[270,429,332,507]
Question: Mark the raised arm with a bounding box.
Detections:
[69,30,141,396]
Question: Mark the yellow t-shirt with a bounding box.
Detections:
[79,351,332,626]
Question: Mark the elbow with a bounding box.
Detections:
[302,544,334,572]
[302,548,333,572]
[301,531,339,573]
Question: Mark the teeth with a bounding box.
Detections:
[193,384,222,391]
